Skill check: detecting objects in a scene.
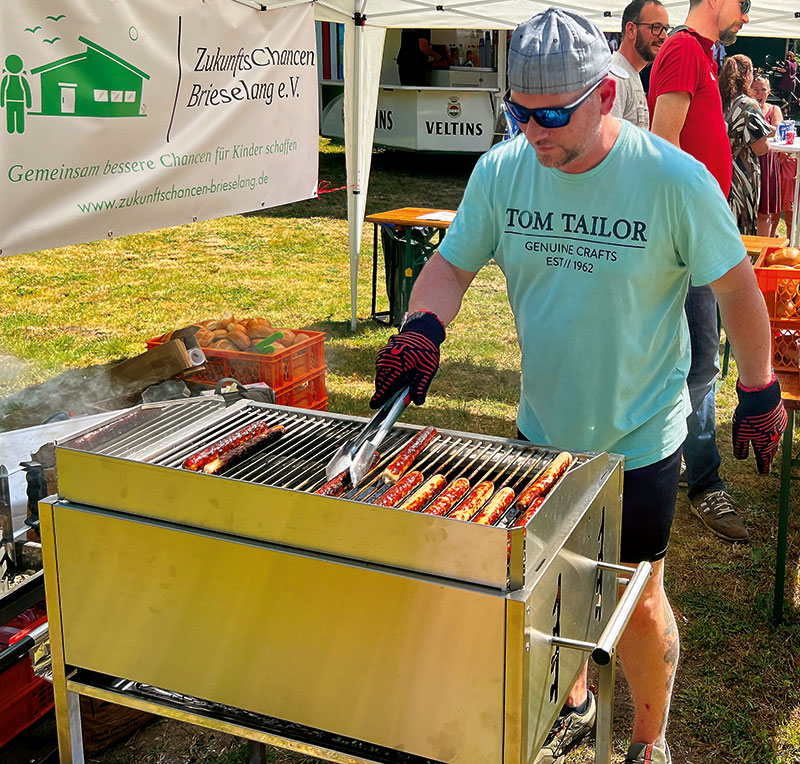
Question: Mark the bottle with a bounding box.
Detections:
[485,32,492,68]
[478,38,485,67]
[459,43,465,66]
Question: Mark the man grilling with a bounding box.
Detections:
[369,8,785,764]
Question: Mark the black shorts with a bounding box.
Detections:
[516,431,680,563]
[619,449,681,563]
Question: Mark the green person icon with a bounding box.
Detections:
[1,54,32,134]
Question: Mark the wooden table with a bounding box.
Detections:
[741,234,789,260]
[365,207,456,326]
[775,371,800,622]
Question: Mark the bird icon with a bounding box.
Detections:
[43,37,61,44]
[24,26,42,33]
[46,14,67,22]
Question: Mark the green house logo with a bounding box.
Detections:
[30,36,149,119]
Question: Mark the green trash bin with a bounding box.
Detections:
[378,224,440,326]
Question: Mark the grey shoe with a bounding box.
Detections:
[678,457,687,486]
[533,692,596,764]
[624,741,671,763]
[689,489,748,542]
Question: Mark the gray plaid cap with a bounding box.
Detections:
[508,8,627,95]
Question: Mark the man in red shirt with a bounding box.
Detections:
[648,0,752,543]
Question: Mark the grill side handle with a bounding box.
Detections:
[549,560,652,665]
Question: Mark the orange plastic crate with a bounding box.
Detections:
[754,247,800,371]
[275,367,327,411]
[0,660,54,748]
[0,614,54,749]
[146,330,325,389]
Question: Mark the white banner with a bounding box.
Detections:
[0,0,318,257]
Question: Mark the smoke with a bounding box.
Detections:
[0,352,31,389]
[0,355,138,432]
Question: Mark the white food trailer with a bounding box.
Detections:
[319,26,508,153]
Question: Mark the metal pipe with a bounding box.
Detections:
[592,561,652,666]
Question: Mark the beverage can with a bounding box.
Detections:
[779,121,790,141]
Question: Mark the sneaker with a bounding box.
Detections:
[624,741,671,763]
[533,692,596,764]
[678,457,687,486]
[689,489,749,542]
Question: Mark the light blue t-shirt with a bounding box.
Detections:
[438,120,745,470]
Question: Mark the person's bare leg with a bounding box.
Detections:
[617,559,678,746]
[565,667,588,706]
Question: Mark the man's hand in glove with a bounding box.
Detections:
[371,311,446,408]
[732,374,787,474]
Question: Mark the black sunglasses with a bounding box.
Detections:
[503,79,603,129]
[633,22,672,36]
[740,0,750,13]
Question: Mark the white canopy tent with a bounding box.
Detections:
[246,0,798,328]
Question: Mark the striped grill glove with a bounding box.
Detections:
[732,376,787,474]
[371,312,445,408]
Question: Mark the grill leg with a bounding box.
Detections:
[66,691,86,764]
[249,740,267,764]
[595,657,615,764]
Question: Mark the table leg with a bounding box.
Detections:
[401,226,412,321]
[792,162,800,248]
[774,407,795,624]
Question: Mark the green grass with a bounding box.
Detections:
[5,138,800,764]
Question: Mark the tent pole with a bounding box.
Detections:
[347,14,364,331]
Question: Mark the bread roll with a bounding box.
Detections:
[228,329,251,350]
[294,333,309,345]
[195,327,214,347]
[213,338,237,350]
[212,329,228,339]
[765,247,800,266]
[278,329,296,345]
[245,317,271,333]
[246,325,275,339]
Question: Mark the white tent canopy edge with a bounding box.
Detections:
[261,0,795,329]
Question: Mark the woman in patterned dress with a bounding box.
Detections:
[720,55,774,235]
[752,74,783,236]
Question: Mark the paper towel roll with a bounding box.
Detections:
[187,347,206,367]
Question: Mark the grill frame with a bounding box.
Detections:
[43,399,628,764]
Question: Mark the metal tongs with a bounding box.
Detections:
[325,386,412,487]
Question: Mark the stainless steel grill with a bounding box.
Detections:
[41,398,647,764]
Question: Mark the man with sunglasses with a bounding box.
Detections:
[649,0,752,543]
[370,8,784,764]
[610,0,671,128]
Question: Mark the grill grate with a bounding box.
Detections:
[65,400,579,526]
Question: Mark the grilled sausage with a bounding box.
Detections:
[514,452,573,511]
[397,474,447,512]
[374,471,424,507]
[315,452,381,497]
[382,426,437,485]
[423,477,471,516]
[448,481,494,521]
[472,487,516,525]
[512,496,546,528]
[68,407,162,449]
[182,421,281,471]
[202,425,286,474]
